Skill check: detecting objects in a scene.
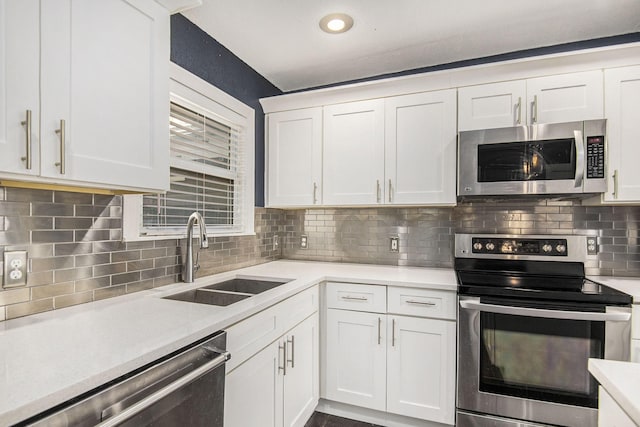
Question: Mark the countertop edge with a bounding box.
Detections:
[588,359,640,425]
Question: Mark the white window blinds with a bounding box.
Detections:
[141,101,244,234]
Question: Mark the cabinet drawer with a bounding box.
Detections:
[387,287,456,320]
[326,282,386,313]
[226,285,318,372]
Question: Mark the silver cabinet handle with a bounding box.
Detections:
[388,179,392,202]
[574,130,585,188]
[96,350,230,427]
[376,180,381,203]
[278,340,287,375]
[516,97,522,125]
[406,299,436,306]
[54,119,66,174]
[531,95,538,124]
[391,318,396,347]
[341,295,368,301]
[20,110,32,170]
[287,335,295,368]
[313,182,318,204]
[612,170,619,199]
[459,299,631,322]
[377,317,382,345]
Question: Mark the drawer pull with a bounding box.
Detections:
[341,295,368,301]
[406,299,436,306]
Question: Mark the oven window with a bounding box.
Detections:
[480,313,603,407]
[477,138,576,182]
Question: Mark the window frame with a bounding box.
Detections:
[123,63,255,241]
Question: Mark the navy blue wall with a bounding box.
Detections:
[170,14,282,207]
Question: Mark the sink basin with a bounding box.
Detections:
[202,278,289,294]
[163,278,291,306]
[163,288,251,306]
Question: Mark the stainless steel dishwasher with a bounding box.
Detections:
[19,331,230,427]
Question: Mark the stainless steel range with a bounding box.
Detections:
[454,234,632,427]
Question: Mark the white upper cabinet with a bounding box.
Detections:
[458,70,603,131]
[603,65,640,203]
[0,0,40,177]
[0,0,169,192]
[267,108,322,207]
[527,70,603,125]
[323,100,385,205]
[458,80,527,131]
[385,90,457,205]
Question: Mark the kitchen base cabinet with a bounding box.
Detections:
[598,387,637,427]
[225,313,319,427]
[323,283,456,426]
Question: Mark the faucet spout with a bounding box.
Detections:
[183,212,208,283]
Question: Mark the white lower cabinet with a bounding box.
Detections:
[386,315,456,424]
[598,387,637,427]
[324,284,456,425]
[225,312,319,427]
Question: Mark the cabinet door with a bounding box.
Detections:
[323,100,384,205]
[387,316,456,424]
[325,309,386,411]
[603,66,640,202]
[631,341,640,363]
[527,70,603,125]
[40,0,169,191]
[0,0,40,177]
[458,80,527,131]
[283,314,319,427]
[267,108,322,207]
[225,340,283,427]
[598,387,637,427]
[385,90,457,205]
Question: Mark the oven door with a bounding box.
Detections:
[457,296,631,427]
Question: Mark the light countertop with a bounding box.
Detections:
[589,276,640,303]
[588,359,640,425]
[0,260,457,426]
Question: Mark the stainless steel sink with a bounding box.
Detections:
[163,278,290,306]
[202,278,289,294]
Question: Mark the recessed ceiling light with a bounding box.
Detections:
[319,13,354,34]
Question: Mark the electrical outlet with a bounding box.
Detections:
[586,236,598,255]
[273,234,279,251]
[300,235,308,249]
[390,236,399,252]
[4,250,28,288]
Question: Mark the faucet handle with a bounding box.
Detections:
[194,263,200,273]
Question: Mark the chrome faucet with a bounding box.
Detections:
[183,212,209,283]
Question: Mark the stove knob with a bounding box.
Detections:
[486,242,496,251]
[555,244,566,253]
[473,242,483,251]
[542,244,553,253]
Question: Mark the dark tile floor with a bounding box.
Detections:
[304,411,382,427]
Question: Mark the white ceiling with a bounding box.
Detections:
[183,0,640,92]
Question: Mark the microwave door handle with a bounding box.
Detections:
[459,299,630,322]
[574,130,585,188]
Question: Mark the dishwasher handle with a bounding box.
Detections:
[97,350,230,427]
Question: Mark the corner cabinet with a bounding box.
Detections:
[0,0,170,192]
[267,108,323,206]
[603,65,640,203]
[324,282,456,425]
[458,70,603,131]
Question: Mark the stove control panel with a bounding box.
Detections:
[471,237,568,256]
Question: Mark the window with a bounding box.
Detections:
[123,64,255,240]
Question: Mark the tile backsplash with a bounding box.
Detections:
[1,186,640,322]
[0,187,283,321]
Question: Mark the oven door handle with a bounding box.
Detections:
[459,299,631,322]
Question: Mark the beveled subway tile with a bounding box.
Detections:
[93,241,126,253]
[94,285,126,301]
[0,231,30,245]
[55,217,93,230]
[93,194,120,206]
[75,205,112,217]
[55,242,93,256]
[126,241,155,250]
[27,271,54,286]
[0,288,30,306]
[0,202,30,216]
[32,230,74,244]
[6,216,54,230]
[55,267,92,283]
[31,256,74,272]
[75,253,111,267]
[141,248,166,259]
[112,271,140,286]
[54,291,93,309]
[112,250,140,262]
[54,191,93,205]
[32,282,74,299]
[74,229,111,242]
[6,298,54,319]
[75,276,111,292]
[32,203,74,217]
[94,262,126,276]
[5,188,52,202]
[127,259,154,271]
[126,279,154,293]
[92,217,121,229]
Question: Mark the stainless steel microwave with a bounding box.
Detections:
[458,119,606,197]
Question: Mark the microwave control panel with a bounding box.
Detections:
[586,135,605,179]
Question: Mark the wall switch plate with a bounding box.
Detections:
[300,235,308,249]
[273,234,279,251]
[390,236,399,252]
[4,250,28,288]
[586,236,598,255]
